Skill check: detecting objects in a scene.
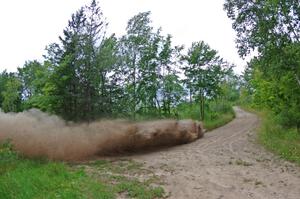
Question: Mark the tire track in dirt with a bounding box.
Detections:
[128,107,300,199]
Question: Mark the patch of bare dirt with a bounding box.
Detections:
[127,107,300,199]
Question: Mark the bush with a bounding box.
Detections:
[0,140,18,162]
[0,141,165,199]
[177,100,235,130]
[258,111,300,164]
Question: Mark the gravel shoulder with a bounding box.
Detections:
[128,107,300,199]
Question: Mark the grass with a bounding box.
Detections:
[241,106,300,165]
[177,101,235,131]
[235,159,253,166]
[0,141,165,199]
[203,112,235,131]
[258,115,300,165]
[0,101,236,198]
[120,100,235,132]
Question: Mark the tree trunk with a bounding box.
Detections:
[155,97,161,116]
[199,100,202,121]
[86,84,91,123]
[199,92,205,121]
[202,95,205,121]
[189,88,192,106]
[133,53,137,120]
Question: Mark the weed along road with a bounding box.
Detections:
[129,107,300,199]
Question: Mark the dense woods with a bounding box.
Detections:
[224,0,300,164]
[1,1,300,198]
[4,0,298,132]
[224,0,300,132]
[0,0,237,122]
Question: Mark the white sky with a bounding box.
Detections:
[0,0,247,74]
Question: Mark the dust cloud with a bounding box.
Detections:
[0,109,203,161]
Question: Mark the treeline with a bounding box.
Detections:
[0,0,238,122]
[224,0,300,132]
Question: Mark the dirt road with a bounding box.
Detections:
[130,107,300,199]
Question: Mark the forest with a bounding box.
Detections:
[225,0,300,162]
[225,0,300,128]
[0,0,238,124]
[1,1,300,198]
[0,0,299,161]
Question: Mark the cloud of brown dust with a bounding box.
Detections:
[0,109,203,161]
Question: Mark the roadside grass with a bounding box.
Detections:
[203,112,235,131]
[259,114,300,165]
[0,141,165,199]
[241,106,300,165]
[120,100,235,132]
[177,101,235,131]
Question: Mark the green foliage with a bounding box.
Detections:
[0,142,165,199]
[203,111,235,131]
[259,123,300,165]
[1,1,234,122]
[0,140,18,165]
[243,109,300,165]
[46,0,109,121]
[0,141,113,199]
[1,75,22,112]
[117,12,185,119]
[160,74,185,116]
[0,70,10,107]
[220,68,240,103]
[224,0,300,57]
[243,52,300,129]
[17,60,51,111]
[182,41,228,120]
[177,100,235,131]
[225,0,300,131]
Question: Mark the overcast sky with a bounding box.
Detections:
[0,0,247,74]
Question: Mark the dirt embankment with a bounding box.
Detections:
[128,107,300,199]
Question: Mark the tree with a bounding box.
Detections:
[220,67,240,103]
[158,35,185,116]
[44,0,108,121]
[224,0,300,131]
[1,75,22,113]
[160,73,184,116]
[183,41,224,121]
[224,0,300,87]
[118,11,159,119]
[248,54,300,131]
[0,70,10,108]
[17,60,51,110]
[95,34,119,116]
[224,0,300,57]
[1,1,239,122]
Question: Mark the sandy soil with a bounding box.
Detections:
[128,107,300,199]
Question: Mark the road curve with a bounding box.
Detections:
[131,107,300,199]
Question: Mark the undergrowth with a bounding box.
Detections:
[0,140,165,199]
[241,106,300,165]
[259,112,300,165]
[177,101,235,131]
